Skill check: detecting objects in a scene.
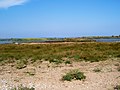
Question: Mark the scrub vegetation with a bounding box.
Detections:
[0,42,120,68]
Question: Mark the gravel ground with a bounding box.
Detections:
[0,59,120,90]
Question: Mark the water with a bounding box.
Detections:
[0,38,120,44]
[0,41,13,44]
[0,40,50,44]
[94,38,120,42]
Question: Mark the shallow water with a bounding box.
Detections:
[94,38,120,42]
[0,38,120,44]
[0,41,13,44]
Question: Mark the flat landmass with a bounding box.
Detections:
[0,42,120,90]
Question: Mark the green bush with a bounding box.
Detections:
[62,69,86,81]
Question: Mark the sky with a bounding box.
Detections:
[0,0,120,38]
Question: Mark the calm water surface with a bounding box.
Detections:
[94,38,120,42]
[0,41,13,44]
[0,38,120,44]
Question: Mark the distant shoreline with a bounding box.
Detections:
[0,37,120,44]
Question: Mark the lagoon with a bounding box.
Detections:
[0,38,120,44]
[94,38,120,42]
[0,41,13,44]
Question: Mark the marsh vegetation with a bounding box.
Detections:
[0,42,120,68]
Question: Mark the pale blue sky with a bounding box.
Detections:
[0,0,120,38]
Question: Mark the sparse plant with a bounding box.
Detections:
[114,63,120,66]
[25,71,35,76]
[10,85,35,90]
[24,68,36,76]
[16,59,27,69]
[93,68,101,72]
[114,85,120,90]
[117,54,120,57]
[74,55,80,60]
[62,69,86,81]
[49,59,63,64]
[64,60,72,64]
[117,66,120,72]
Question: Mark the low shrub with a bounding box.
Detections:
[114,63,119,66]
[114,85,120,90]
[117,66,120,72]
[25,71,35,76]
[16,59,27,69]
[62,69,86,81]
[93,68,101,72]
[49,59,63,64]
[64,60,72,64]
